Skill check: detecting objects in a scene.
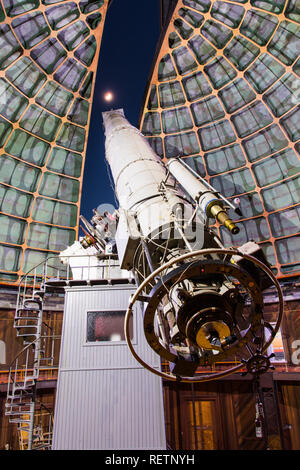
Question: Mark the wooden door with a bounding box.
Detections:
[180,396,223,449]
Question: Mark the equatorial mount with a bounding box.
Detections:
[125,248,283,383]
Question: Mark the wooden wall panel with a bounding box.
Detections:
[163,380,269,450]
[278,383,300,450]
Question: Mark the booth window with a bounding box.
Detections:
[87,310,133,343]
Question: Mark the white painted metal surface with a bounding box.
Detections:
[166,158,219,211]
[103,109,193,240]
[52,284,166,450]
[59,242,132,281]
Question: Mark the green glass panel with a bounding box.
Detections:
[158,54,177,82]
[250,0,285,13]
[221,216,270,246]
[211,1,245,28]
[205,143,246,175]
[245,52,286,93]
[45,2,80,30]
[204,56,237,89]
[0,214,26,244]
[210,167,255,197]
[293,57,300,78]
[169,31,181,49]
[188,35,216,65]
[201,20,233,49]
[218,78,256,113]
[224,35,260,71]
[0,116,13,147]
[0,78,28,122]
[39,171,80,202]
[165,131,200,158]
[56,123,86,152]
[74,36,97,67]
[285,0,300,23]
[36,81,73,117]
[0,183,33,217]
[0,243,21,271]
[5,129,50,166]
[67,98,89,126]
[5,57,46,98]
[241,9,278,46]
[227,192,264,220]
[174,18,193,40]
[275,236,300,264]
[54,58,87,92]
[172,46,198,75]
[191,96,224,126]
[147,137,163,158]
[182,71,212,101]
[280,106,300,141]
[0,155,41,192]
[31,38,67,74]
[57,20,89,51]
[242,124,288,162]
[147,85,158,110]
[32,196,78,227]
[142,112,161,136]
[252,148,300,187]
[182,155,206,177]
[264,73,300,117]
[3,0,39,17]
[158,81,185,109]
[53,201,77,226]
[12,11,50,49]
[179,7,204,28]
[268,20,300,65]
[47,147,82,177]
[162,107,193,134]
[86,12,102,30]
[27,222,75,251]
[79,0,103,14]
[280,263,300,274]
[260,242,277,266]
[262,176,300,211]
[198,119,236,151]
[38,171,60,198]
[0,271,19,281]
[0,24,23,70]
[183,0,211,13]
[79,71,93,99]
[232,101,273,138]
[22,248,58,275]
[0,153,17,184]
[0,3,4,21]
[20,104,61,142]
[269,206,300,237]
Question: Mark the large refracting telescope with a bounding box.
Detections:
[100,108,283,382]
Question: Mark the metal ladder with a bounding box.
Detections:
[5,262,57,450]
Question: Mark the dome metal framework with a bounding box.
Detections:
[0,0,109,284]
[140,0,300,280]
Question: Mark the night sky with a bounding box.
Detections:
[80,0,161,224]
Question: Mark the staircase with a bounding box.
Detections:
[5,263,58,450]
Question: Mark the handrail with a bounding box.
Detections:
[19,253,119,282]
[7,335,60,377]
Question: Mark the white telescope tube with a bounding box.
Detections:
[102,109,195,239]
[166,158,240,235]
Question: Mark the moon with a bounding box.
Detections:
[104,91,113,102]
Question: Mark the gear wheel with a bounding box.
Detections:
[241,353,275,376]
